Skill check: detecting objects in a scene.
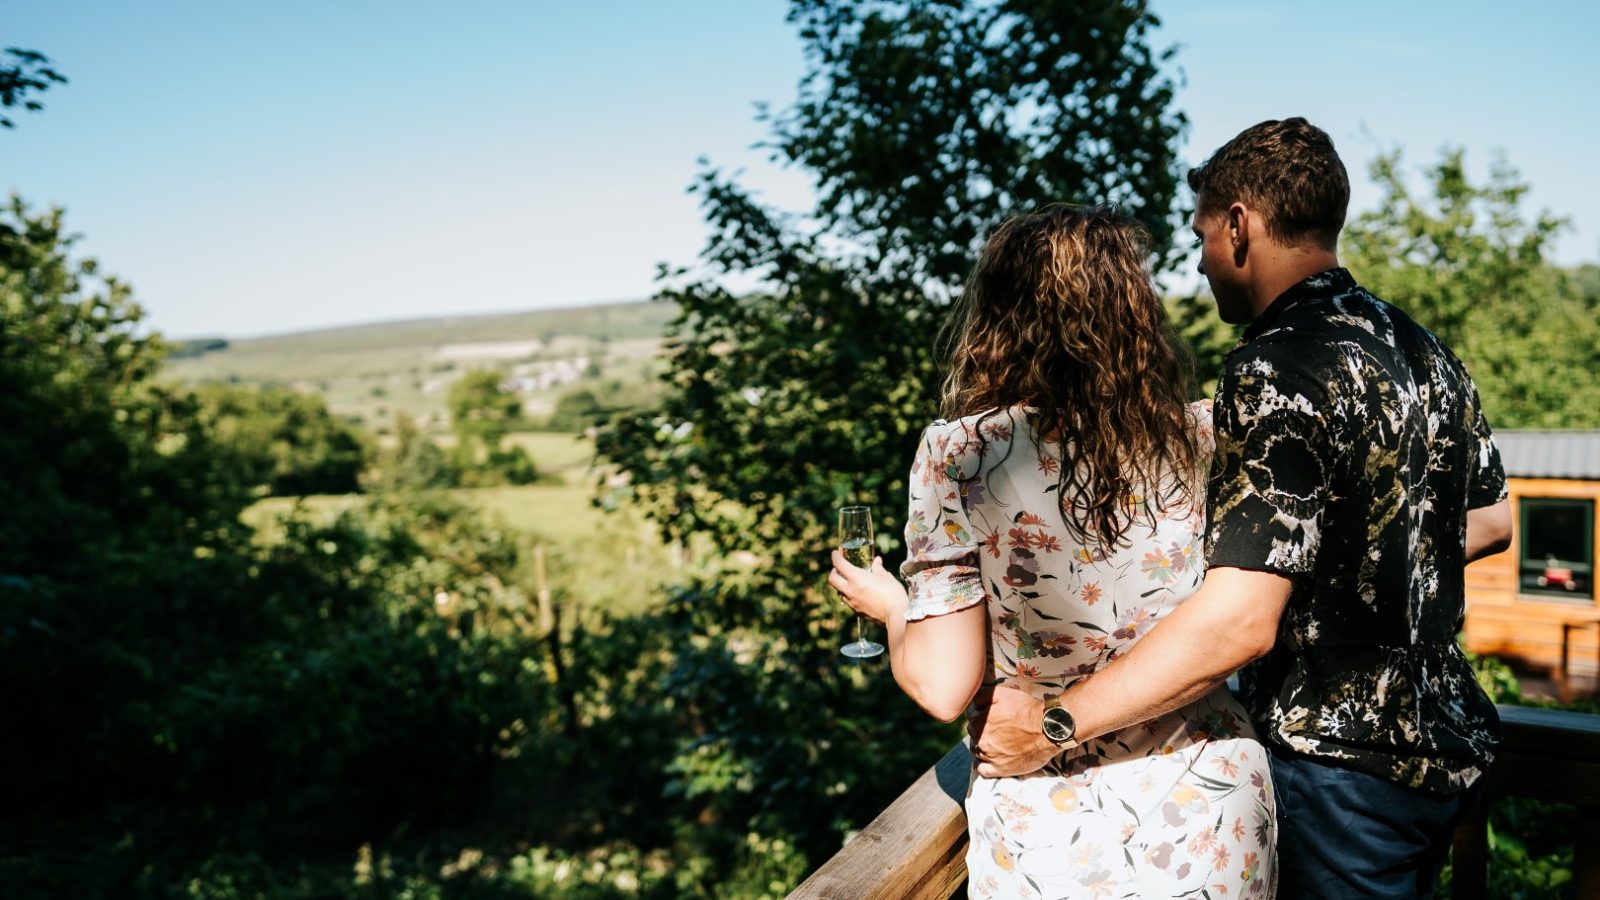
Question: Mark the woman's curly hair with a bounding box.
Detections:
[939,203,1200,549]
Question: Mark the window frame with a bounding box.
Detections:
[1517,495,1596,602]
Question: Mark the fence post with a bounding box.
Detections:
[535,543,554,635]
[534,543,580,737]
[1450,794,1489,900]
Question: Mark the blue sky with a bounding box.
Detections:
[5,1,1597,337]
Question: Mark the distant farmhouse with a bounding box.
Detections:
[1465,431,1600,698]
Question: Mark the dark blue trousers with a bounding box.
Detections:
[1272,747,1484,899]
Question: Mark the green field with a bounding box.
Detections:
[178,302,680,616]
[248,432,604,537]
[242,431,673,616]
[245,483,670,618]
[247,483,610,543]
[434,430,597,478]
[165,300,675,428]
[508,431,594,473]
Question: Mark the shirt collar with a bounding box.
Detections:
[1241,267,1357,342]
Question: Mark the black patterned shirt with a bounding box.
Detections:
[1206,268,1507,795]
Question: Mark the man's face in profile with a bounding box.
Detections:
[1191,205,1252,325]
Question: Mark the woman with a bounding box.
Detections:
[832,205,1275,898]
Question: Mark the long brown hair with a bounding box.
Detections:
[939,204,1199,549]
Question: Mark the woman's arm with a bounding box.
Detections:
[830,553,988,722]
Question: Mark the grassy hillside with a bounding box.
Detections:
[179,300,674,355]
[179,304,681,616]
[246,483,613,547]
[244,430,674,616]
[166,299,676,428]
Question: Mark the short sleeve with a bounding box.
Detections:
[1189,398,1217,467]
[1465,383,1508,509]
[900,421,986,621]
[1205,346,1335,577]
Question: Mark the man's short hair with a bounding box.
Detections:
[1187,118,1350,250]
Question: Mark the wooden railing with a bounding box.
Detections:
[789,705,1600,899]
[1453,705,1600,899]
[789,741,972,900]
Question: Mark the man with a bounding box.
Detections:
[969,118,1513,897]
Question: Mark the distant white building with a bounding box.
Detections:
[433,339,547,361]
[505,356,590,392]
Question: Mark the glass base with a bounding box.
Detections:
[840,640,885,659]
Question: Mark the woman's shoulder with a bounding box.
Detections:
[916,408,1023,480]
[1186,399,1215,453]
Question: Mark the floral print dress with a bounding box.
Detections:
[902,405,1276,899]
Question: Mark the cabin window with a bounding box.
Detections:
[1519,497,1595,601]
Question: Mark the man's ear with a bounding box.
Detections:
[1228,202,1250,266]
[1228,202,1250,247]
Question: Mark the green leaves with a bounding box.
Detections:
[594,0,1191,878]
[1342,148,1599,429]
[449,368,525,447]
[776,0,1188,285]
[194,384,366,496]
[601,0,1190,627]
[0,48,68,129]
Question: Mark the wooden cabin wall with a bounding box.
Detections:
[1464,478,1600,681]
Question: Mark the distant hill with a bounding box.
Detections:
[179,300,676,355]
[164,299,676,429]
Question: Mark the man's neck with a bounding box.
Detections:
[1246,249,1341,320]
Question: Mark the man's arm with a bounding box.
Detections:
[969,566,1290,777]
[1466,499,1512,563]
[969,343,1318,777]
[973,500,1511,776]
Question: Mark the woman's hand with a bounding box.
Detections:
[829,549,908,624]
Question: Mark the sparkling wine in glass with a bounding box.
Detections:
[837,505,886,659]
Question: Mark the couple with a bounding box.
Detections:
[831,118,1513,899]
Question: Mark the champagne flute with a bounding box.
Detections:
[837,505,886,659]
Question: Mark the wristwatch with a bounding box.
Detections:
[1041,701,1079,750]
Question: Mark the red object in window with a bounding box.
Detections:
[1539,566,1577,590]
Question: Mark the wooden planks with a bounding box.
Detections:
[788,742,972,900]
[1462,476,1600,684]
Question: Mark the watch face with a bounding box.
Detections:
[1042,706,1075,743]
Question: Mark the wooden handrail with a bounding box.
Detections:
[793,705,1600,900]
[789,741,972,900]
[1452,704,1600,899]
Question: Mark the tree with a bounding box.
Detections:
[196,384,367,495]
[387,412,460,490]
[547,387,606,433]
[597,0,1189,867]
[1165,290,1238,398]
[448,369,523,447]
[0,48,67,130]
[0,196,587,897]
[605,0,1187,582]
[774,0,1189,284]
[0,195,247,578]
[545,381,666,433]
[447,368,538,485]
[1342,148,1600,429]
